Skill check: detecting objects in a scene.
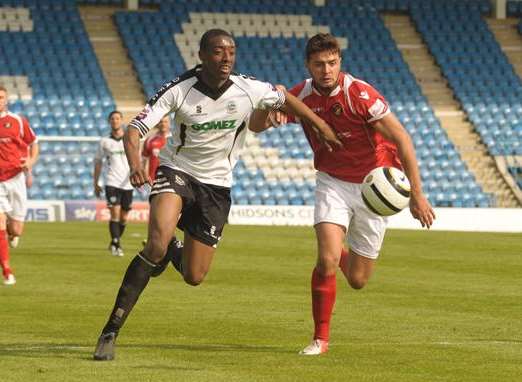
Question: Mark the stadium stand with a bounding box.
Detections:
[3,0,518,207]
[411,0,522,158]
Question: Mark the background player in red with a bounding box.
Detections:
[250,34,435,355]
[142,116,171,181]
[0,85,39,285]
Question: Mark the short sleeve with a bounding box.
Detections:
[285,84,302,124]
[21,117,37,145]
[129,79,183,137]
[245,78,285,110]
[349,81,390,123]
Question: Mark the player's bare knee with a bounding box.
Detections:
[347,276,368,290]
[183,272,206,286]
[316,255,339,276]
[143,241,167,263]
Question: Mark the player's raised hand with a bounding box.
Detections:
[129,167,151,188]
[409,192,435,229]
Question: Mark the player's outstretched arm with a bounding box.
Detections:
[124,126,151,187]
[280,91,342,150]
[372,113,435,228]
[248,109,287,133]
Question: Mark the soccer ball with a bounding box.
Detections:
[361,167,411,216]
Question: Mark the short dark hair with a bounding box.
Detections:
[199,29,233,52]
[305,33,341,61]
[108,110,122,120]
[0,84,7,93]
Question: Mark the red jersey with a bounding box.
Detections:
[289,72,401,183]
[142,133,167,180]
[0,111,36,182]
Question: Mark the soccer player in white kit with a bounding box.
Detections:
[94,111,134,257]
[93,29,341,360]
[250,34,435,355]
[0,85,39,285]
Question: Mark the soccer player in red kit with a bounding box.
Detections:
[250,34,435,354]
[0,85,39,285]
[142,116,171,181]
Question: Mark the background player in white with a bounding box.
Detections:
[250,34,435,355]
[0,85,39,285]
[93,111,133,257]
[93,29,341,361]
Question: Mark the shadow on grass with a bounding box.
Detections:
[0,341,293,360]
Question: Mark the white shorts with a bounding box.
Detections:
[314,171,387,259]
[0,172,28,221]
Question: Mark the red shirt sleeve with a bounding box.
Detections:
[348,81,390,123]
[286,84,303,124]
[21,116,36,145]
[142,137,151,158]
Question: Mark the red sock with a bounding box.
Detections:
[0,230,11,278]
[311,267,336,341]
[339,248,349,274]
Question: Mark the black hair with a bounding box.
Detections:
[199,29,234,52]
[108,110,123,120]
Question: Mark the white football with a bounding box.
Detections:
[361,167,411,216]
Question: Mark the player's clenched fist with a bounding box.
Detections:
[129,167,151,188]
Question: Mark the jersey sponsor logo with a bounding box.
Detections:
[359,91,370,100]
[226,101,237,114]
[331,103,343,116]
[368,99,387,118]
[191,120,237,131]
[3,122,12,128]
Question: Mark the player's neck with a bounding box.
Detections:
[111,129,123,139]
[313,82,337,97]
[198,71,228,90]
[0,109,7,117]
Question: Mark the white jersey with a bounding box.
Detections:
[94,135,133,190]
[129,65,285,187]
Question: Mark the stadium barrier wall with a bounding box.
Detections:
[64,200,149,222]
[26,200,65,222]
[29,201,522,232]
[229,205,522,233]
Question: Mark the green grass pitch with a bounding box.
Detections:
[1,222,521,381]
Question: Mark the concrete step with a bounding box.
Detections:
[80,5,145,123]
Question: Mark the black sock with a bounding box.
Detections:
[168,239,184,275]
[102,253,156,335]
[109,221,120,246]
[119,223,126,238]
[150,238,184,278]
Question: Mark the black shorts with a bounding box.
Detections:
[105,186,133,211]
[150,166,231,248]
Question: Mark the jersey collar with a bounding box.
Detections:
[194,65,234,101]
